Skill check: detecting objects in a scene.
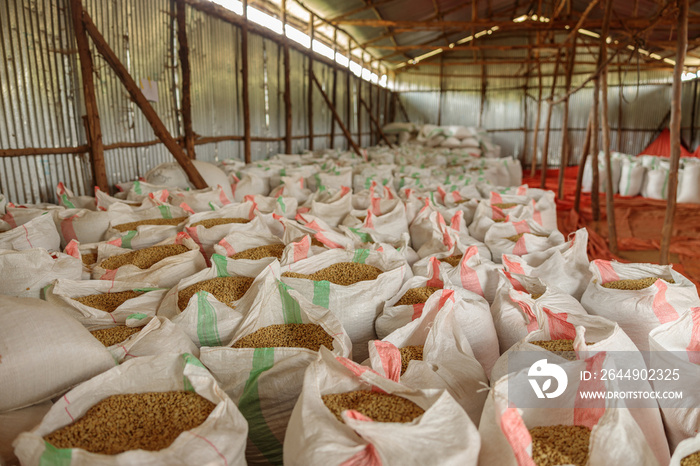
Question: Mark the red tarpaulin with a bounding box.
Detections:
[636,128,694,158]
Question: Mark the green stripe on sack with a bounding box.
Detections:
[40,441,72,466]
[127,312,149,320]
[133,287,163,292]
[348,227,372,243]
[352,249,370,264]
[209,201,217,211]
[157,205,172,219]
[121,230,137,249]
[211,254,230,277]
[61,194,75,209]
[182,353,206,392]
[277,281,303,324]
[238,347,283,465]
[276,196,286,213]
[196,292,222,347]
[133,180,142,195]
[313,280,330,308]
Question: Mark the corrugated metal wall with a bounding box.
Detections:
[1,0,385,203]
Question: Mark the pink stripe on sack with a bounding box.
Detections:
[106,237,122,247]
[460,247,485,297]
[218,185,231,205]
[179,202,195,215]
[418,198,430,215]
[500,407,536,466]
[412,303,425,320]
[2,212,16,229]
[218,238,236,256]
[315,232,341,249]
[335,357,385,393]
[365,211,374,229]
[427,257,444,288]
[438,288,455,308]
[22,225,33,248]
[512,236,528,256]
[504,271,527,292]
[345,410,374,422]
[687,308,700,364]
[491,192,503,204]
[340,444,382,466]
[293,236,311,262]
[513,220,530,234]
[372,341,401,382]
[492,205,506,220]
[341,186,351,197]
[542,308,577,340]
[297,206,311,214]
[574,353,606,429]
[652,280,680,324]
[370,197,381,216]
[384,186,394,200]
[502,255,526,275]
[437,186,447,203]
[517,185,527,196]
[189,432,229,466]
[595,260,619,283]
[532,200,543,225]
[100,269,118,282]
[452,191,462,202]
[450,211,463,232]
[60,215,79,243]
[175,231,190,244]
[64,240,81,259]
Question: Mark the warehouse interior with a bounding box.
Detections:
[2,0,700,465]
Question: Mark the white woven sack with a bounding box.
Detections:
[489,313,670,465]
[279,235,327,265]
[56,208,110,247]
[212,228,282,261]
[642,167,670,200]
[13,353,248,466]
[105,316,199,364]
[373,293,489,425]
[677,162,700,203]
[581,260,700,351]
[167,185,232,212]
[490,270,588,354]
[308,168,353,193]
[104,204,189,249]
[484,219,565,264]
[670,434,700,466]
[91,233,206,288]
[618,157,646,197]
[0,214,60,251]
[582,154,622,194]
[247,193,298,219]
[280,248,410,362]
[45,279,166,329]
[1,204,64,231]
[648,307,700,451]
[158,255,267,346]
[443,245,502,304]
[502,228,591,300]
[0,295,115,412]
[468,199,533,242]
[284,347,480,466]
[232,172,271,201]
[352,201,409,245]
[56,183,96,210]
[305,187,352,227]
[293,213,356,249]
[412,239,492,276]
[200,264,352,465]
[0,401,52,465]
[479,353,657,466]
[184,202,259,258]
[269,176,312,204]
[0,249,82,299]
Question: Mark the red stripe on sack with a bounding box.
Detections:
[372,340,402,382]
[418,198,430,215]
[335,357,385,393]
[175,232,190,244]
[218,239,236,256]
[499,407,535,466]
[517,185,527,196]
[384,186,394,200]
[594,260,619,283]
[450,211,462,232]
[304,220,322,232]
[427,257,444,288]
[542,308,577,340]
[340,444,382,466]
[504,271,527,292]
[687,308,700,364]
[315,232,341,248]
[64,240,81,259]
[532,200,543,225]
[491,192,503,204]
[106,237,122,247]
[64,406,75,422]
[159,190,169,202]
[513,220,531,234]
[412,303,425,320]
[512,236,528,256]
[99,269,118,281]
[218,185,231,205]
[2,212,16,229]
[503,255,526,275]
[365,211,374,229]
[652,280,680,324]
[119,345,136,358]
[60,215,79,243]
[452,191,462,202]
[437,186,446,204]
[341,186,351,197]
[179,202,195,215]
[438,214,454,250]
[344,410,374,422]
[293,236,310,262]
[297,206,311,214]
[22,224,33,248]
[574,352,606,429]
[57,182,67,195]
[492,205,506,220]
[186,228,208,266]
[189,432,229,466]
[438,288,455,308]
[370,197,381,216]
[460,247,485,297]
[299,178,304,189]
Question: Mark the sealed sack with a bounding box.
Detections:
[0,213,60,251]
[0,248,82,298]
[484,219,565,264]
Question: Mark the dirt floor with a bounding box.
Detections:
[522,167,700,290]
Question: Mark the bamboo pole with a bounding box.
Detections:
[307,21,314,151]
[660,0,688,264]
[176,0,196,160]
[574,107,594,212]
[241,0,251,163]
[311,70,363,157]
[70,0,108,192]
[330,30,338,149]
[360,97,394,148]
[541,48,562,188]
[80,6,207,189]
[600,0,618,253]
[282,0,292,154]
[558,38,577,198]
[530,39,543,178]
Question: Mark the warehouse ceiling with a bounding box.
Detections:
[269,0,700,71]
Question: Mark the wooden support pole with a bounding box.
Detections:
[558,38,576,198]
[80,6,207,189]
[397,94,410,121]
[70,0,108,192]
[600,0,618,253]
[574,107,594,212]
[176,0,196,160]
[307,21,314,151]
[241,0,251,163]
[522,36,532,164]
[479,63,487,127]
[617,55,624,150]
[346,39,352,150]
[375,80,381,143]
[330,30,338,149]
[383,84,389,127]
[360,97,394,148]
[691,77,698,145]
[591,73,601,221]
[438,55,444,126]
[368,62,374,145]
[660,0,688,264]
[357,54,363,146]
[282,0,293,154]
[311,70,363,157]
[541,48,562,188]
[530,42,543,178]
